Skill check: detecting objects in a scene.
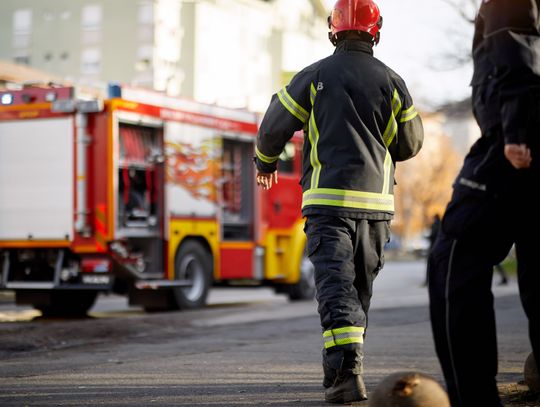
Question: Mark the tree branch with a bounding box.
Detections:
[438,0,478,24]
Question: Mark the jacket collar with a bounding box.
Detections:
[334,40,374,56]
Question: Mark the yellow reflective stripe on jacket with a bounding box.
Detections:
[277,87,309,123]
[382,89,402,147]
[308,86,322,188]
[382,150,393,194]
[255,146,280,164]
[302,188,394,212]
[323,326,365,349]
[400,105,418,123]
[310,83,317,106]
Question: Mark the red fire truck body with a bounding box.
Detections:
[0,85,313,315]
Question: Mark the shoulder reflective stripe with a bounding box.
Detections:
[302,188,394,211]
[400,105,418,123]
[382,150,393,194]
[383,89,402,147]
[310,83,317,106]
[391,89,402,114]
[277,87,309,123]
[323,326,365,349]
[309,111,322,188]
[255,146,280,164]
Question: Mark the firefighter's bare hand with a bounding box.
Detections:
[256,171,278,190]
[504,143,532,169]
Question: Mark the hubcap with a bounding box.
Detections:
[178,254,204,301]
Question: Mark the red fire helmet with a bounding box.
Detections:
[328,0,382,44]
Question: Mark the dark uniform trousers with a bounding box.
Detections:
[428,131,540,407]
[305,214,390,376]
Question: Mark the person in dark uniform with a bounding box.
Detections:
[428,1,540,405]
[494,262,508,285]
[424,214,441,286]
[255,0,423,403]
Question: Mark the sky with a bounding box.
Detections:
[323,0,477,111]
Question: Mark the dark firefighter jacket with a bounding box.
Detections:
[472,0,540,147]
[255,40,424,220]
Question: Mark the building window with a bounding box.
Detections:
[135,45,153,72]
[82,4,102,30]
[13,9,32,34]
[81,48,101,74]
[138,1,153,25]
[14,55,31,65]
[13,8,32,52]
[82,5,102,44]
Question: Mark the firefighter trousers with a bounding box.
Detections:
[304,214,390,376]
[428,133,540,407]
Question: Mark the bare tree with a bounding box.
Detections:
[430,0,481,71]
[439,0,480,24]
[393,115,462,244]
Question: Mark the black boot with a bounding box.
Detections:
[323,350,367,403]
[325,374,368,404]
[322,349,337,388]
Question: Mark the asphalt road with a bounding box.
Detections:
[0,260,538,406]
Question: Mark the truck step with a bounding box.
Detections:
[134,279,192,290]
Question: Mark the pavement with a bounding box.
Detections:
[1,259,538,406]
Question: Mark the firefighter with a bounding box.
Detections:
[427,0,540,406]
[255,0,424,403]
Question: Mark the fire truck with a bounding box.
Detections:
[0,84,314,316]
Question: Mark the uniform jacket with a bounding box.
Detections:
[255,40,423,219]
[472,0,540,146]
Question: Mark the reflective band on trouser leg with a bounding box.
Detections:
[323,326,365,349]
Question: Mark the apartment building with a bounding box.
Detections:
[0,0,331,112]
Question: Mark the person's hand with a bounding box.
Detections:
[504,143,532,169]
[256,171,278,190]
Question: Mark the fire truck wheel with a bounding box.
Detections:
[34,290,98,317]
[287,252,316,301]
[172,240,212,310]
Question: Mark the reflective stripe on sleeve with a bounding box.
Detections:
[255,146,280,164]
[277,87,309,123]
[382,89,402,147]
[302,188,394,212]
[323,326,365,349]
[400,105,418,123]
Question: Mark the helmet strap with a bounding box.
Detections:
[328,31,338,46]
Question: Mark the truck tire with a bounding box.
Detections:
[34,290,98,317]
[171,240,212,310]
[287,252,316,301]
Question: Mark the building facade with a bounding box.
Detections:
[0,0,331,112]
